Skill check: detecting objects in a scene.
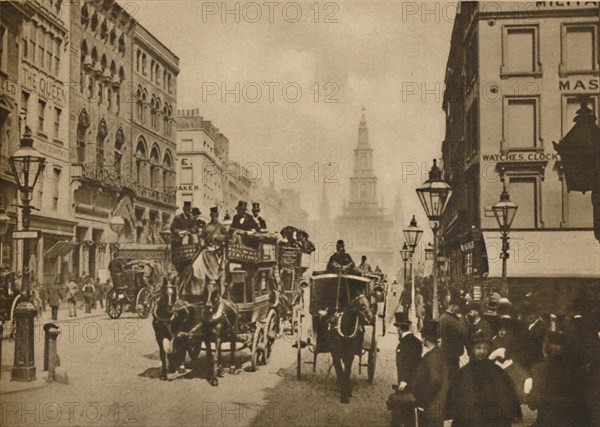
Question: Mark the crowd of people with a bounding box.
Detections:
[390,289,600,427]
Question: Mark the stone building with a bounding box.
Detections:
[440,1,600,300]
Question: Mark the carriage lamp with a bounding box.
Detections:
[424,243,434,261]
[9,126,45,382]
[492,182,518,295]
[403,217,422,325]
[416,159,452,319]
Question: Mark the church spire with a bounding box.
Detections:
[358,106,369,147]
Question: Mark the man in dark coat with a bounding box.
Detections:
[250,202,267,231]
[407,319,449,427]
[527,331,579,427]
[465,301,494,352]
[439,298,466,383]
[517,303,547,371]
[326,240,355,273]
[231,200,257,232]
[446,331,521,427]
[395,312,422,388]
[170,201,195,237]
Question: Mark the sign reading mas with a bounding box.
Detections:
[559,79,599,91]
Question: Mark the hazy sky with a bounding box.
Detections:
[124,0,455,229]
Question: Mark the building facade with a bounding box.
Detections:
[334,112,400,273]
[441,1,600,301]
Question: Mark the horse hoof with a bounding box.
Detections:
[217,369,225,378]
[209,378,219,387]
[160,373,168,381]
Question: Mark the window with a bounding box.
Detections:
[38,27,44,67]
[107,87,112,110]
[97,121,107,171]
[503,97,539,150]
[136,49,140,72]
[21,91,29,119]
[0,26,5,71]
[53,38,60,75]
[29,25,36,64]
[501,25,541,76]
[561,24,598,74]
[150,60,155,81]
[38,100,46,133]
[22,29,28,60]
[52,168,61,210]
[509,179,537,228]
[46,34,52,73]
[142,53,147,75]
[562,96,598,136]
[466,102,479,158]
[53,107,61,139]
[76,111,89,163]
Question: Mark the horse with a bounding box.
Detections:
[151,277,181,380]
[323,293,374,403]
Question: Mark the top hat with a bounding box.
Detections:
[252,202,260,210]
[394,312,411,327]
[210,206,219,215]
[467,301,482,313]
[191,207,201,216]
[336,239,345,246]
[183,201,192,208]
[421,319,440,341]
[236,200,247,210]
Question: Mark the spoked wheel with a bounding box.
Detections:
[264,310,278,364]
[368,327,377,383]
[136,287,153,319]
[250,325,265,372]
[106,290,123,319]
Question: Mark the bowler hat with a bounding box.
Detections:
[252,202,260,210]
[336,239,344,246]
[394,312,411,327]
[210,206,219,215]
[421,319,439,341]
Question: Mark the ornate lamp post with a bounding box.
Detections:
[403,215,423,324]
[400,242,411,290]
[416,159,452,319]
[9,126,45,381]
[492,183,518,296]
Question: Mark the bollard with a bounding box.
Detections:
[43,323,60,371]
[45,324,61,383]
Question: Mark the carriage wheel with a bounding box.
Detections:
[264,310,277,364]
[250,325,265,372]
[368,327,377,383]
[106,290,123,319]
[296,311,303,380]
[136,287,153,319]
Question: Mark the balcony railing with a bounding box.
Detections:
[0,155,14,181]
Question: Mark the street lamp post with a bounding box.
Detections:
[403,215,423,325]
[400,242,411,291]
[416,159,452,319]
[492,182,518,296]
[9,126,46,381]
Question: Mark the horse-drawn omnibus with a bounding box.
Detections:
[297,270,378,402]
[106,244,170,319]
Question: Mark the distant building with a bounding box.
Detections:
[440,2,600,300]
[333,111,400,274]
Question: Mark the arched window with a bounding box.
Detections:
[136,87,143,122]
[150,145,160,188]
[136,49,141,72]
[163,150,173,190]
[115,128,125,176]
[91,12,99,31]
[100,19,108,41]
[150,96,157,129]
[96,119,107,171]
[163,105,168,136]
[141,53,147,75]
[80,40,89,93]
[135,138,147,183]
[110,28,117,46]
[77,109,90,164]
[118,34,125,54]
[81,4,89,26]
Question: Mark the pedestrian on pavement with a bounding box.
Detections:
[39,282,48,313]
[415,288,425,330]
[407,319,449,427]
[439,296,466,383]
[95,277,105,309]
[66,276,79,317]
[82,278,96,313]
[48,283,62,321]
[446,330,522,427]
[465,301,494,352]
[395,312,422,389]
[527,330,579,426]
[398,288,412,315]
[518,303,547,371]
[14,271,22,292]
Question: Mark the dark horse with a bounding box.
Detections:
[323,293,374,403]
[152,277,182,380]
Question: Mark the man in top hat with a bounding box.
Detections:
[171,201,195,242]
[191,207,206,231]
[200,207,228,246]
[407,319,449,427]
[465,301,494,352]
[446,330,521,427]
[326,240,355,273]
[439,295,467,383]
[395,312,422,390]
[231,200,257,232]
[250,202,267,231]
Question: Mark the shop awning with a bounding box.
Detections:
[483,230,600,278]
[44,241,75,259]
